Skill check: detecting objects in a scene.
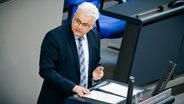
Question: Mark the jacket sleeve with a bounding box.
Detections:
[39,31,75,96]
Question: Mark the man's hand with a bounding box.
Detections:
[72,85,90,97]
[92,66,104,81]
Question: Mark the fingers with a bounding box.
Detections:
[94,75,102,80]
[96,66,104,72]
[72,85,90,97]
[92,66,104,81]
[97,66,104,77]
[92,72,103,80]
[95,66,104,74]
[98,66,104,70]
[97,66,104,75]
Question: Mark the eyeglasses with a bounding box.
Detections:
[73,17,91,28]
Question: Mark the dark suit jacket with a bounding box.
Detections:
[37,23,101,104]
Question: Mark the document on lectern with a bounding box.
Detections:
[85,90,125,104]
[99,82,143,97]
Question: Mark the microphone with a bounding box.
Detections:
[126,76,135,104]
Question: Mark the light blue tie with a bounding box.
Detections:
[77,37,87,87]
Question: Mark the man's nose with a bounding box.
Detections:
[78,23,83,29]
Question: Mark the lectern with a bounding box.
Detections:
[65,79,175,104]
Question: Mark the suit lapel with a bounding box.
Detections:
[87,32,93,72]
[67,25,80,71]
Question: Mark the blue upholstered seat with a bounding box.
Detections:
[97,14,126,38]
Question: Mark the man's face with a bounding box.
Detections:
[71,9,95,37]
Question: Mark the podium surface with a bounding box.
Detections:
[65,80,174,104]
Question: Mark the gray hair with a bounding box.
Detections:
[76,2,99,22]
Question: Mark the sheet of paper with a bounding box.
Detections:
[99,82,143,97]
[85,90,125,104]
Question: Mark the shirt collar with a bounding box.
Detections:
[74,34,87,40]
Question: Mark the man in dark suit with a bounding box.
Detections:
[37,2,104,104]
